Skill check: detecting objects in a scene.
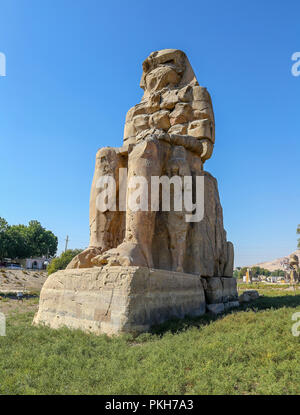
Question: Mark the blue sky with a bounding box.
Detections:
[0,0,299,266]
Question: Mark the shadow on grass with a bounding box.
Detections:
[245,293,300,311]
[0,293,39,300]
[149,294,300,336]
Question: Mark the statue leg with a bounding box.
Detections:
[92,138,170,268]
[165,146,191,273]
[167,213,188,273]
[89,147,126,250]
[67,147,126,269]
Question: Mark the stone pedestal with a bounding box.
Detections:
[33,267,207,335]
[33,267,238,335]
[202,276,239,314]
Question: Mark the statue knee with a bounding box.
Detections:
[95,147,119,172]
[129,139,160,160]
[96,147,117,161]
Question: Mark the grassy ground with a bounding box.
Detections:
[0,286,300,395]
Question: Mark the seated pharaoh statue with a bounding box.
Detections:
[67,49,234,278]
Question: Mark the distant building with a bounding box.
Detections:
[25,257,50,270]
[243,276,259,282]
[267,276,284,283]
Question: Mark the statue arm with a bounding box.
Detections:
[169,133,203,155]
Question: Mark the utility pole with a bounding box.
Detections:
[65,235,69,252]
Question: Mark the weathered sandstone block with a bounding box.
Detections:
[149,110,170,130]
[33,267,206,335]
[221,277,238,302]
[239,289,259,303]
[207,303,225,314]
[202,277,238,304]
[202,277,223,304]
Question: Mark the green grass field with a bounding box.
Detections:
[1,286,300,395]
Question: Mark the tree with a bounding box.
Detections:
[0,218,58,261]
[233,270,239,278]
[234,266,272,279]
[0,217,9,260]
[26,220,57,257]
[271,269,285,277]
[251,266,260,277]
[0,218,8,232]
[297,224,300,249]
[47,249,83,275]
[238,267,248,278]
[5,225,30,259]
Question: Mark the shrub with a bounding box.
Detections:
[47,249,83,275]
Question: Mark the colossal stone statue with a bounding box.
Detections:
[67,49,233,277]
[34,50,237,335]
[289,254,299,283]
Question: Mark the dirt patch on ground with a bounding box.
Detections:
[0,269,48,292]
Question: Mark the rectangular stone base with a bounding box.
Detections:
[33,267,208,335]
[202,276,238,304]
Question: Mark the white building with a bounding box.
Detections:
[25,257,50,270]
[267,276,283,283]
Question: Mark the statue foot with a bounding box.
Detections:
[91,242,149,268]
[66,246,103,269]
